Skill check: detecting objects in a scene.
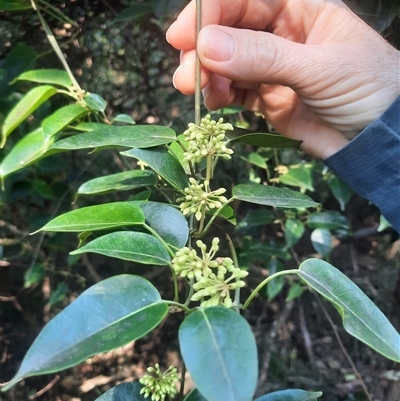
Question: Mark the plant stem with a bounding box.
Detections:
[226,233,242,308]
[143,223,175,258]
[163,300,191,313]
[179,362,187,400]
[31,0,82,91]
[243,269,298,309]
[195,0,202,125]
[194,198,235,238]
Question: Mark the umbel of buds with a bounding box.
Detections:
[177,178,227,221]
[171,238,248,308]
[183,114,234,163]
[139,364,179,401]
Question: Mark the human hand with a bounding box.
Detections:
[167,0,399,159]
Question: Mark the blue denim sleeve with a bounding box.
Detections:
[324,96,400,233]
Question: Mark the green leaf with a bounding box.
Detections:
[24,264,45,288]
[183,388,208,401]
[48,282,68,308]
[0,0,31,10]
[286,283,304,302]
[228,130,302,149]
[284,218,305,248]
[51,125,176,151]
[151,0,186,18]
[74,122,107,132]
[254,389,323,401]
[122,148,189,192]
[113,114,136,125]
[1,85,58,147]
[241,152,267,169]
[307,211,349,230]
[298,259,400,362]
[77,170,157,196]
[0,128,55,180]
[14,69,72,88]
[84,93,107,112]
[278,165,314,193]
[95,382,146,401]
[1,275,168,391]
[327,175,352,211]
[233,184,319,209]
[134,201,189,249]
[211,204,237,225]
[378,215,391,232]
[112,3,153,24]
[33,179,56,199]
[42,105,89,139]
[179,307,258,401]
[310,228,332,258]
[267,258,284,301]
[237,208,274,232]
[70,232,170,265]
[36,202,145,232]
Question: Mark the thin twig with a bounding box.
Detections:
[28,375,60,399]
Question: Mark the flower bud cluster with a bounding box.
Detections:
[171,238,248,308]
[139,364,178,401]
[183,114,234,163]
[177,178,227,221]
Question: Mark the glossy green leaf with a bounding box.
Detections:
[286,283,304,302]
[284,219,305,248]
[151,0,186,18]
[0,0,31,10]
[112,3,152,24]
[310,228,332,258]
[237,209,274,232]
[133,201,189,249]
[233,184,319,209]
[95,382,146,401]
[70,232,170,265]
[278,165,314,193]
[77,170,157,196]
[74,122,107,132]
[307,211,349,230]
[48,282,68,308]
[51,125,176,151]
[1,275,168,391]
[84,93,107,112]
[255,389,323,401]
[169,134,191,174]
[122,148,189,192]
[298,259,400,362]
[0,128,55,179]
[211,204,237,225]
[113,114,136,124]
[129,190,151,201]
[42,105,89,138]
[24,264,45,288]
[179,307,258,401]
[227,129,302,149]
[1,85,58,146]
[183,388,208,401]
[327,175,352,211]
[36,202,145,232]
[241,152,267,169]
[14,69,72,88]
[267,258,284,301]
[239,241,290,265]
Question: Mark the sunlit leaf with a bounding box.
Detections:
[51,125,176,151]
[84,93,107,112]
[310,228,332,258]
[70,231,170,265]
[180,307,258,401]
[298,259,400,362]
[1,85,58,147]
[233,184,319,209]
[77,170,157,196]
[278,164,314,193]
[14,69,72,88]
[241,152,267,169]
[42,105,89,138]
[1,275,168,391]
[113,114,136,125]
[36,202,145,232]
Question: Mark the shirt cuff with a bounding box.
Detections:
[324,96,400,232]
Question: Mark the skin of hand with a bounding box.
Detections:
[166,0,400,159]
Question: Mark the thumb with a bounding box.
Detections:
[197,25,323,89]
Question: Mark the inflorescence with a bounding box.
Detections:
[139,364,179,401]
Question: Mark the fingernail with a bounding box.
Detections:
[172,63,185,89]
[166,21,176,44]
[201,27,235,62]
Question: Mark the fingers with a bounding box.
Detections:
[166,0,283,50]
